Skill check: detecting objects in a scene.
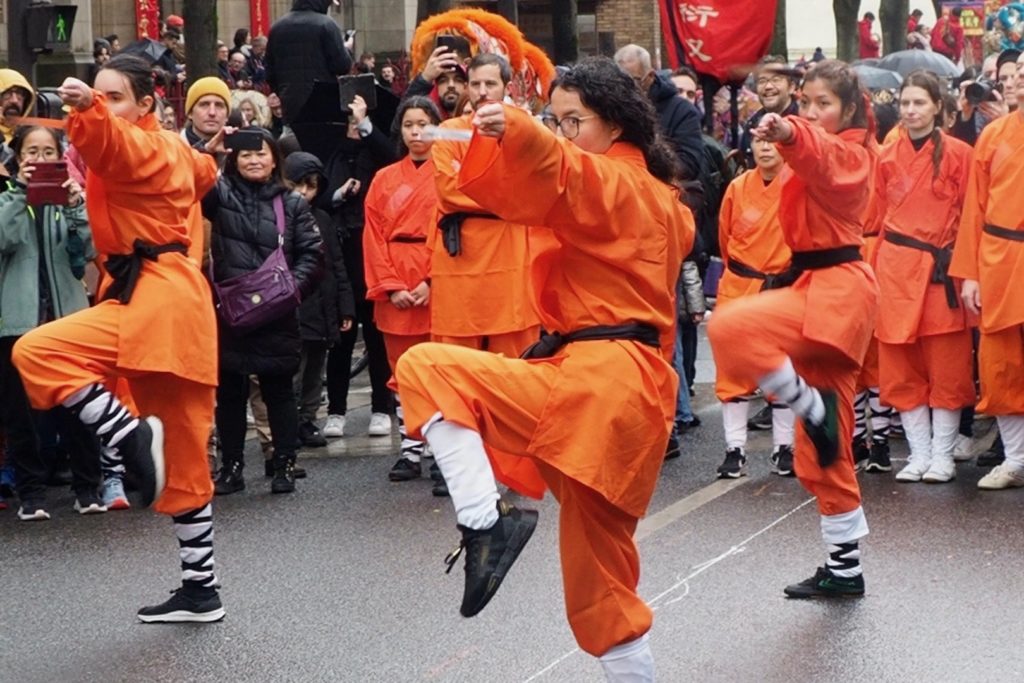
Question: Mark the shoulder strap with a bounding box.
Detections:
[273,194,285,236]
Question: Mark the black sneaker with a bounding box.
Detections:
[679,415,701,433]
[977,435,1005,468]
[214,461,245,495]
[17,497,51,521]
[784,566,865,599]
[748,404,772,431]
[772,445,795,477]
[445,500,539,617]
[73,490,108,515]
[137,588,225,623]
[389,457,422,481]
[716,448,747,479]
[664,432,681,461]
[804,392,840,468]
[430,462,450,496]
[118,417,165,508]
[299,421,327,448]
[271,463,296,494]
[852,437,871,472]
[429,461,443,482]
[865,440,892,473]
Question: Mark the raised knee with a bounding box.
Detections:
[11,331,40,370]
[394,342,440,384]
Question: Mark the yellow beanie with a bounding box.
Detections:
[185,77,231,114]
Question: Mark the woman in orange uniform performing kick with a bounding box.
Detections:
[876,70,974,484]
[708,60,880,599]
[12,55,224,622]
[395,58,692,681]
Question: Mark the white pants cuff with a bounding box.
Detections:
[772,406,795,448]
[901,405,932,461]
[997,415,1024,469]
[820,505,869,545]
[599,633,654,683]
[721,401,748,450]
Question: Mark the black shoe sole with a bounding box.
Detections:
[784,586,865,599]
[461,509,538,617]
[126,417,165,508]
[389,469,422,482]
[432,482,450,497]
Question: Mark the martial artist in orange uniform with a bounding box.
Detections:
[708,60,879,599]
[711,138,795,479]
[429,53,540,356]
[364,97,441,483]
[950,58,1024,490]
[396,59,691,681]
[11,56,224,623]
[877,71,975,484]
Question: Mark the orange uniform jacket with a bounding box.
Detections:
[777,118,879,364]
[363,156,436,336]
[457,108,693,517]
[716,168,791,305]
[950,112,1024,333]
[430,114,539,337]
[71,96,219,387]
[875,129,973,343]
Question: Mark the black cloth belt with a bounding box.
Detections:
[983,223,1024,242]
[520,322,660,360]
[103,240,188,304]
[437,212,499,256]
[789,245,863,271]
[883,231,958,309]
[726,258,792,291]
[390,235,428,244]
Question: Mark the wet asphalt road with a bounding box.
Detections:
[4,329,1024,682]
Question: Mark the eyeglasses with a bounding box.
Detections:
[540,114,596,139]
[756,74,790,88]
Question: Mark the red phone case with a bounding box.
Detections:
[26,161,70,206]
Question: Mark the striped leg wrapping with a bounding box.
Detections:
[174,504,217,591]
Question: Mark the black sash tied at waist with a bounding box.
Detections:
[883,231,958,309]
[390,235,428,244]
[983,223,1024,242]
[727,245,862,291]
[437,212,500,256]
[726,258,792,291]
[103,239,188,304]
[520,322,660,360]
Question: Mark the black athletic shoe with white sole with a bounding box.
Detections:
[445,500,538,617]
[716,448,747,479]
[137,588,225,623]
[772,445,795,477]
[120,417,165,508]
[864,441,892,472]
[784,566,865,599]
[74,491,108,515]
[17,498,51,521]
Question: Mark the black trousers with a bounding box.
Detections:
[0,336,101,498]
[217,369,298,468]
[326,227,392,416]
[680,317,698,389]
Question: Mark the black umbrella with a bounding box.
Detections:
[852,64,903,91]
[121,38,171,66]
[876,50,961,79]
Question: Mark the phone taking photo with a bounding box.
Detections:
[224,130,265,151]
[26,160,70,206]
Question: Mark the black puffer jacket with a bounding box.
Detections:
[266,0,352,123]
[648,72,705,182]
[204,175,324,376]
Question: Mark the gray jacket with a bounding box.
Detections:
[0,182,93,337]
[680,260,706,316]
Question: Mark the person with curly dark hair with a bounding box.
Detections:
[394,57,693,681]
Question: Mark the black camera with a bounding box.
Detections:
[965,77,1003,106]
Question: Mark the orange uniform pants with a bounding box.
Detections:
[382,333,431,374]
[978,325,1024,415]
[856,338,880,392]
[708,287,862,516]
[878,331,975,412]
[396,342,649,656]
[433,325,540,359]
[11,303,215,516]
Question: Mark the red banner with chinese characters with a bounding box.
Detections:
[250,0,271,38]
[658,1,779,82]
[135,0,160,40]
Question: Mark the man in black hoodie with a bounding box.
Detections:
[266,0,352,124]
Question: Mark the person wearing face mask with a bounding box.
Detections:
[202,128,323,496]
[394,56,691,682]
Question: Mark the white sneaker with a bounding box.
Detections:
[922,456,956,483]
[368,412,392,437]
[978,463,1024,490]
[895,457,931,482]
[323,414,346,438]
[953,434,973,462]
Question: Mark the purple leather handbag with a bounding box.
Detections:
[212,195,300,332]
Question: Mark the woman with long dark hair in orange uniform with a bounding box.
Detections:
[363,96,442,484]
[12,55,224,622]
[877,70,974,484]
[709,60,879,599]
[395,58,691,680]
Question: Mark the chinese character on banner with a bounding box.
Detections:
[250,0,271,38]
[658,0,778,82]
[135,0,160,40]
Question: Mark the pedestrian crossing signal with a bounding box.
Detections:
[26,5,78,52]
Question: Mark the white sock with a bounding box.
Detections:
[423,418,499,529]
[931,408,961,462]
[901,405,932,463]
[395,399,423,463]
[721,401,748,451]
[997,415,1024,470]
[852,391,869,441]
[599,633,654,683]
[771,405,795,449]
[759,358,824,424]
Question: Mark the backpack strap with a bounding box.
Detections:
[273,194,285,245]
